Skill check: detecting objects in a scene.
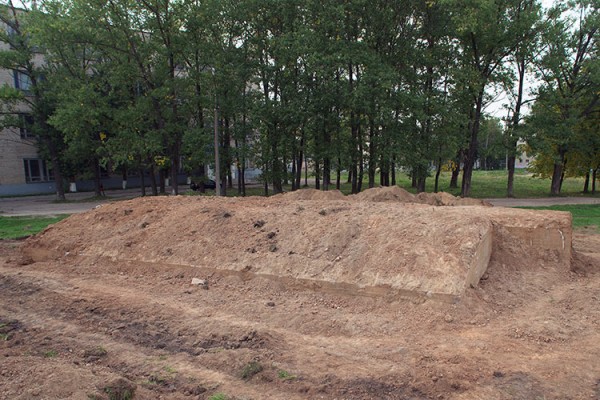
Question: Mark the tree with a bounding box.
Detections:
[528,0,598,195]
[0,1,67,200]
[446,0,541,197]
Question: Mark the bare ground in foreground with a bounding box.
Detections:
[0,193,599,400]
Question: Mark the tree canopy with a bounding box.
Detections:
[0,0,597,197]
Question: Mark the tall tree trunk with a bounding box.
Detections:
[149,163,158,196]
[291,150,297,191]
[93,158,102,197]
[368,115,376,188]
[450,152,461,189]
[323,158,330,191]
[507,154,517,198]
[315,161,320,190]
[139,167,146,197]
[224,118,232,190]
[235,141,244,196]
[159,169,166,194]
[322,115,331,191]
[391,159,396,186]
[304,154,308,187]
[507,55,526,198]
[46,139,65,201]
[271,141,283,194]
[336,157,341,190]
[461,90,484,197]
[263,163,269,196]
[295,131,304,190]
[240,162,246,196]
[583,171,590,193]
[559,156,567,192]
[357,138,364,193]
[592,167,598,194]
[349,62,361,194]
[413,162,426,193]
[550,148,567,195]
[434,157,442,193]
[283,154,289,186]
[170,152,179,195]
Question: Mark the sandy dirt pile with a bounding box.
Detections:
[282,186,493,207]
[23,194,570,301]
[1,193,598,400]
[281,188,346,200]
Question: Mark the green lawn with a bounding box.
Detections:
[352,169,596,198]
[520,204,600,232]
[0,215,70,240]
[292,169,597,198]
[186,169,598,199]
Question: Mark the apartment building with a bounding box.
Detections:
[0,17,56,196]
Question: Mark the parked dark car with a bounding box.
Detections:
[190,179,216,191]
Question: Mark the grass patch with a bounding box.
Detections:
[0,215,69,239]
[208,394,228,400]
[520,204,600,232]
[277,369,297,381]
[43,349,58,358]
[240,361,263,380]
[345,169,597,198]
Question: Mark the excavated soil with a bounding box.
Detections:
[0,189,599,400]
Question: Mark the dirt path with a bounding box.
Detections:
[1,230,599,399]
[1,192,599,399]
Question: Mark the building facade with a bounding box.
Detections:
[0,22,57,196]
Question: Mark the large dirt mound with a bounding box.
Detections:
[279,188,346,201]
[284,186,492,207]
[351,186,417,202]
[24,195,572,301]
[416,191,493,207]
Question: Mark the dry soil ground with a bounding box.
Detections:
[0,189,599,400]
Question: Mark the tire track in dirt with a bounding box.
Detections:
[0,261,436,399]
[2,235,600,399]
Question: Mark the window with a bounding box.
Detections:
[19,114,34,139]
[13,70,31,92]
[23,159,53,183]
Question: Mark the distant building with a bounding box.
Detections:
[0,16,56,196]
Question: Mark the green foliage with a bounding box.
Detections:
[2,0,594,200]
[277,369,297,380]
[43,349,58,358]
[520,205,600,232]
[525,1,599,194]
[0,215,69,239]
[208,393,228,400]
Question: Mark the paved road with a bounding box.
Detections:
[1,187,599,216]
[0,188,142,217]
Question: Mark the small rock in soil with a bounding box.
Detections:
[266,301,275,307]
[191,278,209,289]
